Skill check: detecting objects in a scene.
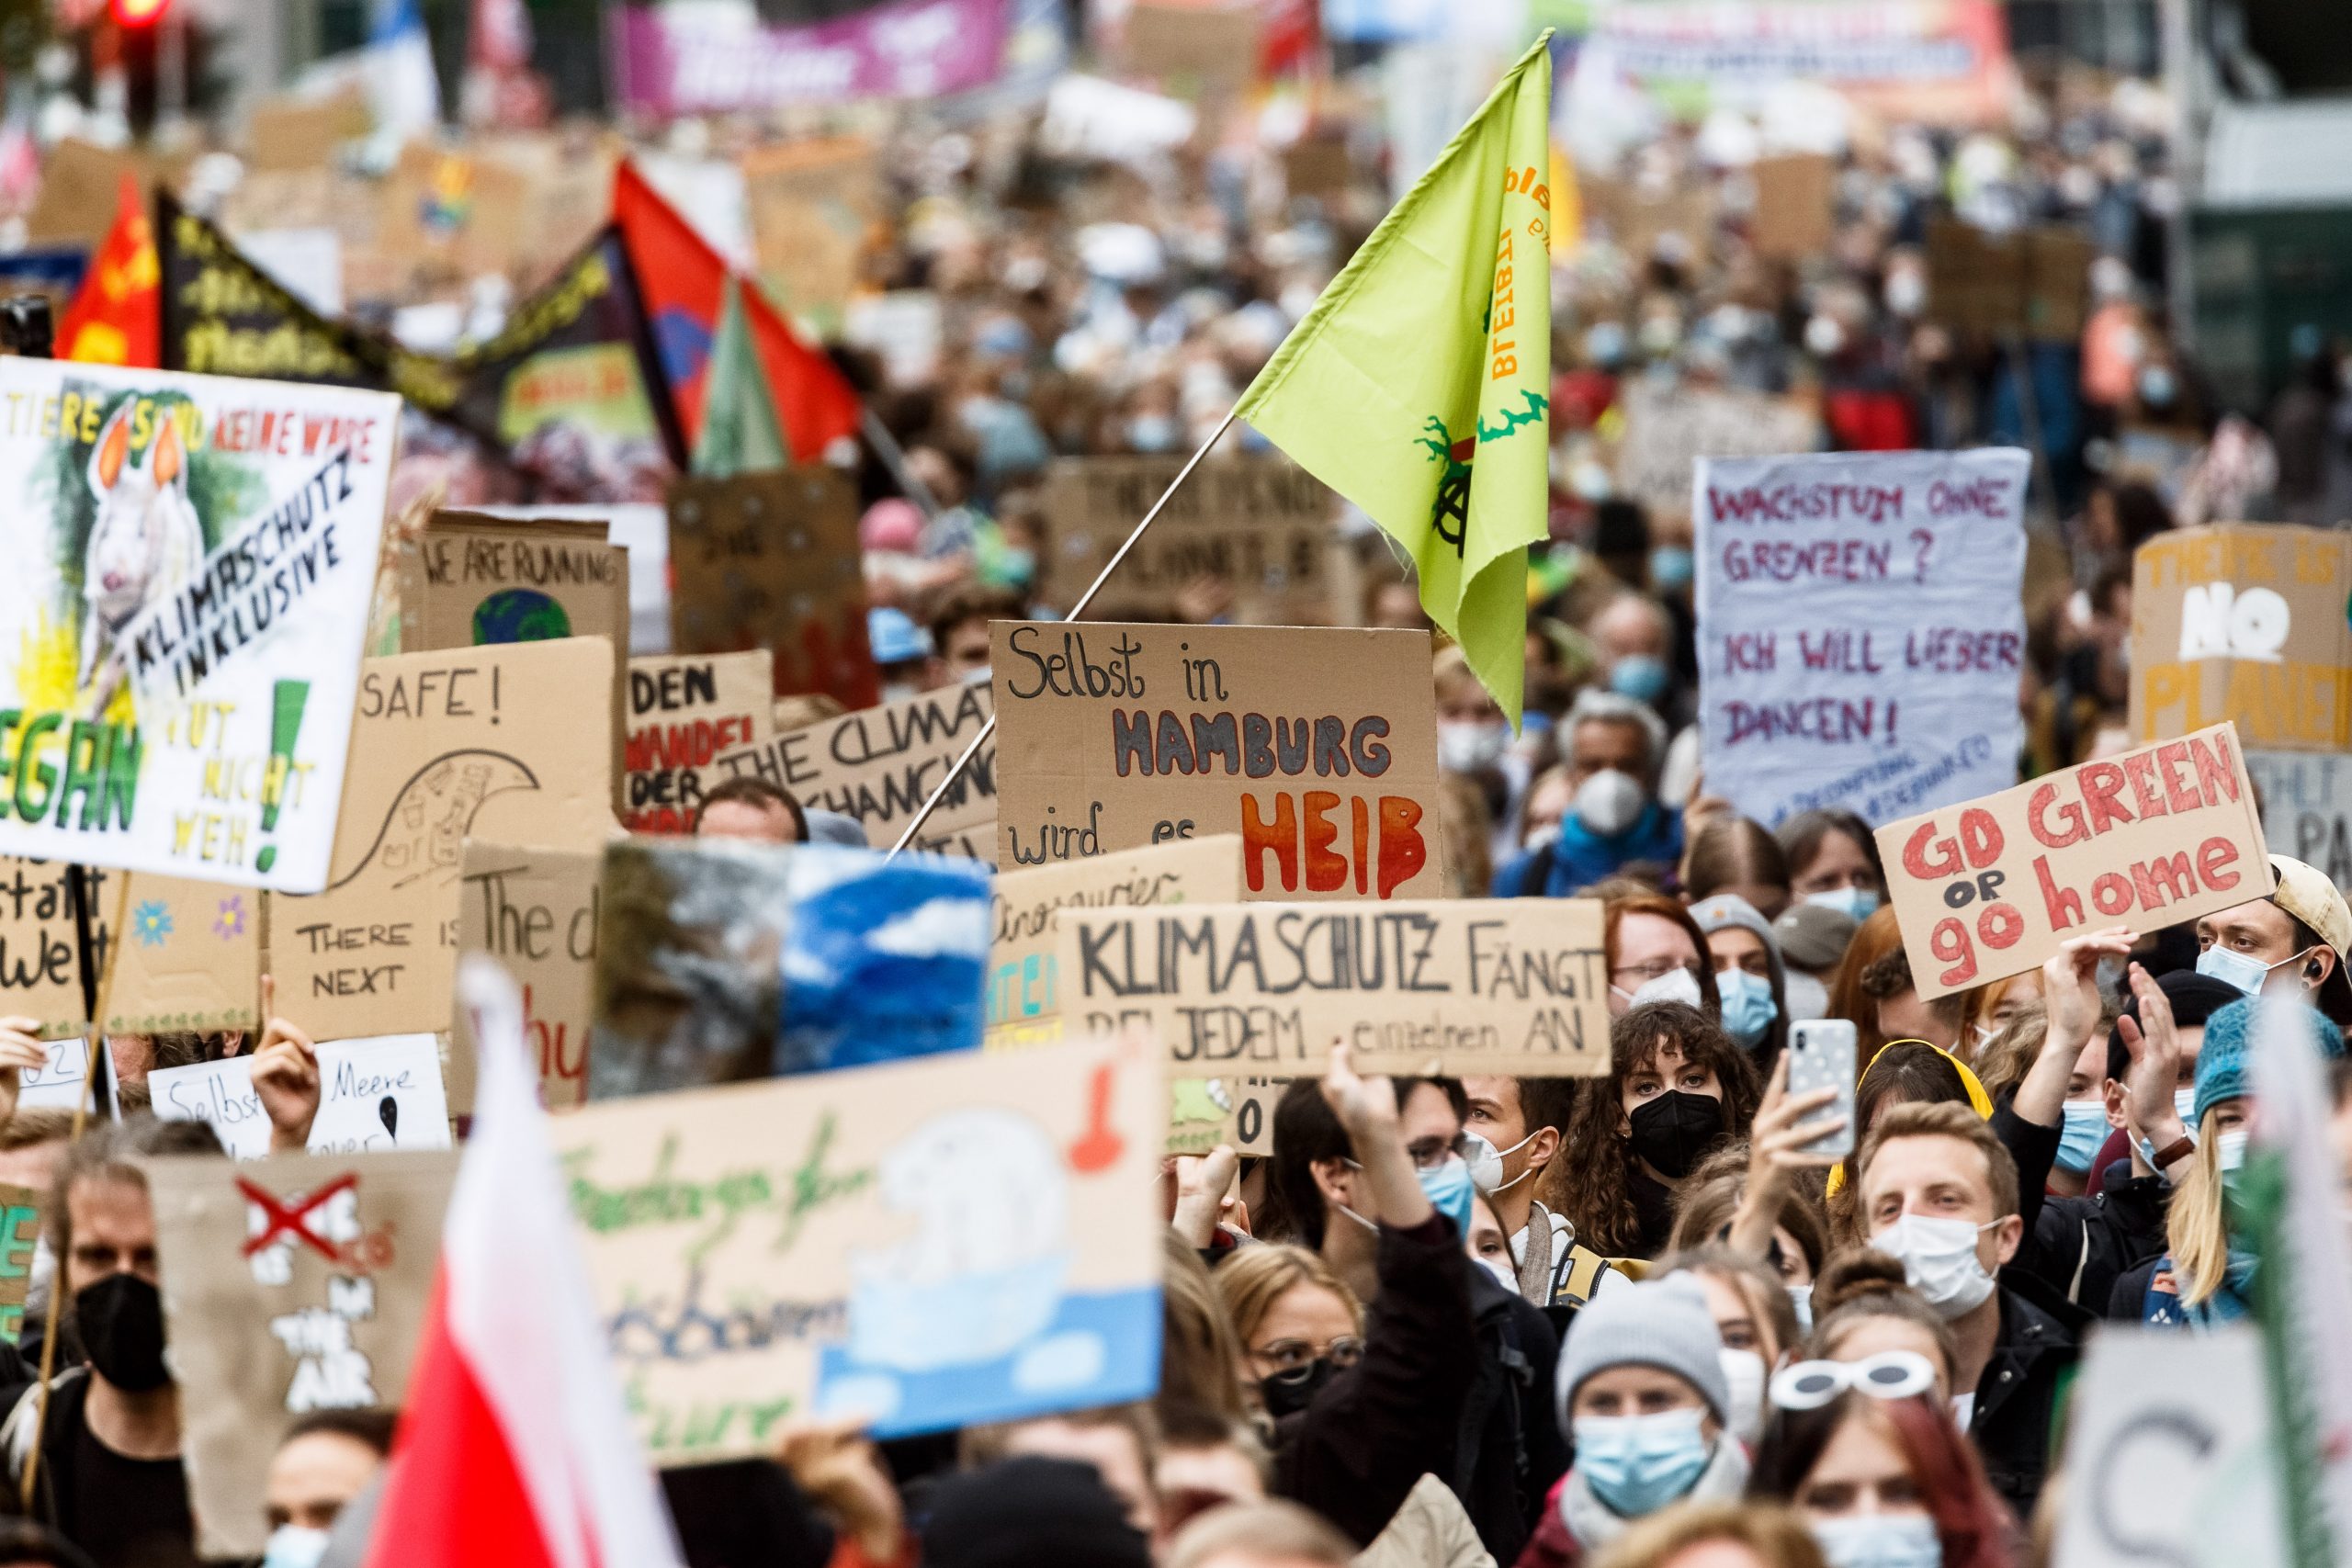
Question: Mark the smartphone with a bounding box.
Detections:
[1786,1020,1858,1160]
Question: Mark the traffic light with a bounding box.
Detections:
[109,0,170,28]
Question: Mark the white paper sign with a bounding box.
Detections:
[149,1034,453,1160]
[17,1036,93,1111]
[1696,448,2029,827]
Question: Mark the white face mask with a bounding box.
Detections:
[262,1526,333,1568]
[1783,972,1831,1022]
[1438,720,1510,774]
[1575,768,1646,837]
[1871,1213,2000,1319]
[1467,1128,1542,1194]
[1614,964,1705,1011]
[1787,1282,1814,1332]
[1719,1348,1767,1445]
[1479,1256,1519,1293]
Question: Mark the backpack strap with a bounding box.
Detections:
[1556,1245,1617,1310]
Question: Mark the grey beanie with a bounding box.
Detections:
[1773,902,1860,974]
[1690,894,1786,998]
[1555,1275,1731,1429]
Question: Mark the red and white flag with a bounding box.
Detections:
[360,959,683,1568]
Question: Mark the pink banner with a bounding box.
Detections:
[612,0,1013,117]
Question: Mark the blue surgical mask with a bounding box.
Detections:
[1648,545,1695,591]
[1810,1512,1943,1568]
[1715,968,1778,1049]
[2197,944,2276,997]
[1573,1407,1713,1517]
[1609,654,1671,705]
[1804,886,1881,920]
[1418,1156,1476,1238]
[2055,1100,2109,1174]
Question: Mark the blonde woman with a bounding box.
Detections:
[2112,991,2344,1325]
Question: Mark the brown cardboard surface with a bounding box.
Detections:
[104,874,263,1035]
[1751,153,1835,260]
[268,639,616,1041]
[399,511,631,808]
[1875,722,2271,1002]
[1925,220,2094,343]
[2130,525,2352,752]
[1056,897,1609,1077]
[145,1149,457,1559]
[1579,175,1715,269]
[1282,135,1351,200]
[625,651,775,834]
[551,1033,1161,1466]
[741,138,876,330]
[244,93,370,172]
[28,141,141,248]
[451,842,601,1114]
[377,143,534,284]
[990,622,1446,898]
[715,683,996,861]
[667,469,879,710]
[1039,457,1344,626]
[1125,2,1261,80]
[0,858,100,1035]
[988,835,1243,1049]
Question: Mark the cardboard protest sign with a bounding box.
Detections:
[1875,723,2270,1002]
[398,512,632,808]
[1040,457,1342,626]
[243,93,370,172]
[715,682,996,861]
[1696,449,2029,827]
[990,622,1446,899]
[453,842,601,1112]
[624,651,774,833]
[17,1036,96,1112]
[2245,751,2352,890]
[0,858,101,1034]
[1925,220,2095,342]
[554,1032,1160,1459]
[0,359,400,890]
[778,845,992,1073]
[667,468,878,710]
[2130,525,2352,752]
[1750,153,1835,260]
[989,836,1244,1049]
[2049,1328,2287,1568]
[104,872,263,1035]
[588,836,794,1100]
[1167,1076,1283,1156]
[148,1035,456,1159]
[146,1149,457,1558]
[0,1184,36,1342]
[1057,898,1609,1077]
[268,639,616,1041]
[1612,378,1820,523]
[1125,3,1261,81]
[742,138,876,333]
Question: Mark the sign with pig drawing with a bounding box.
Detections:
[0,361,401,891]
[552,1032,1163,1461]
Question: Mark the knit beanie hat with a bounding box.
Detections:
[921,1457,1151,1568]
[1773,903,1859,974]
[2193,996,2348,1128]
[1690,894,1786,998]
[1554,1274,1730,1430]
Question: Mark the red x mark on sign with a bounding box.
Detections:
[239,1174,359,1263]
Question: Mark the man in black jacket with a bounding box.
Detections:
[1854,1099,2080,1517]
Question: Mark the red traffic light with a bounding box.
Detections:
[109,0,170,27]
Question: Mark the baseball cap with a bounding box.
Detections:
[2270,855,2352,959]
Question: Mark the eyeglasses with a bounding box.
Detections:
[1252,1337,1365,1383]
[1611,958,1690,986]
[1770,1350,1937,1411]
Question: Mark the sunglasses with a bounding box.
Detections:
[1770,1350,1937,1411]
[1255,1337,1365,1384]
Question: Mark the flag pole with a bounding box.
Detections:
[861,406,944,521]
[886,409,1239,858]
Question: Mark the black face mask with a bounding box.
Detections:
[1260,1358,1339,1419]
[76,1274,170,1393]
[1628,1090,1725,1180]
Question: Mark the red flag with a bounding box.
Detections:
[360,962,685,1568]
[612,160,860,464]
[58,175,159,367]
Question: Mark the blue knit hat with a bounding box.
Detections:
[2193,997,2347,1127]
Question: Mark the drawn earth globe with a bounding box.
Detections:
[472,588,572,644]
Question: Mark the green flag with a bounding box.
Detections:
[1235,35,1554,725]
[691,275,791,478]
